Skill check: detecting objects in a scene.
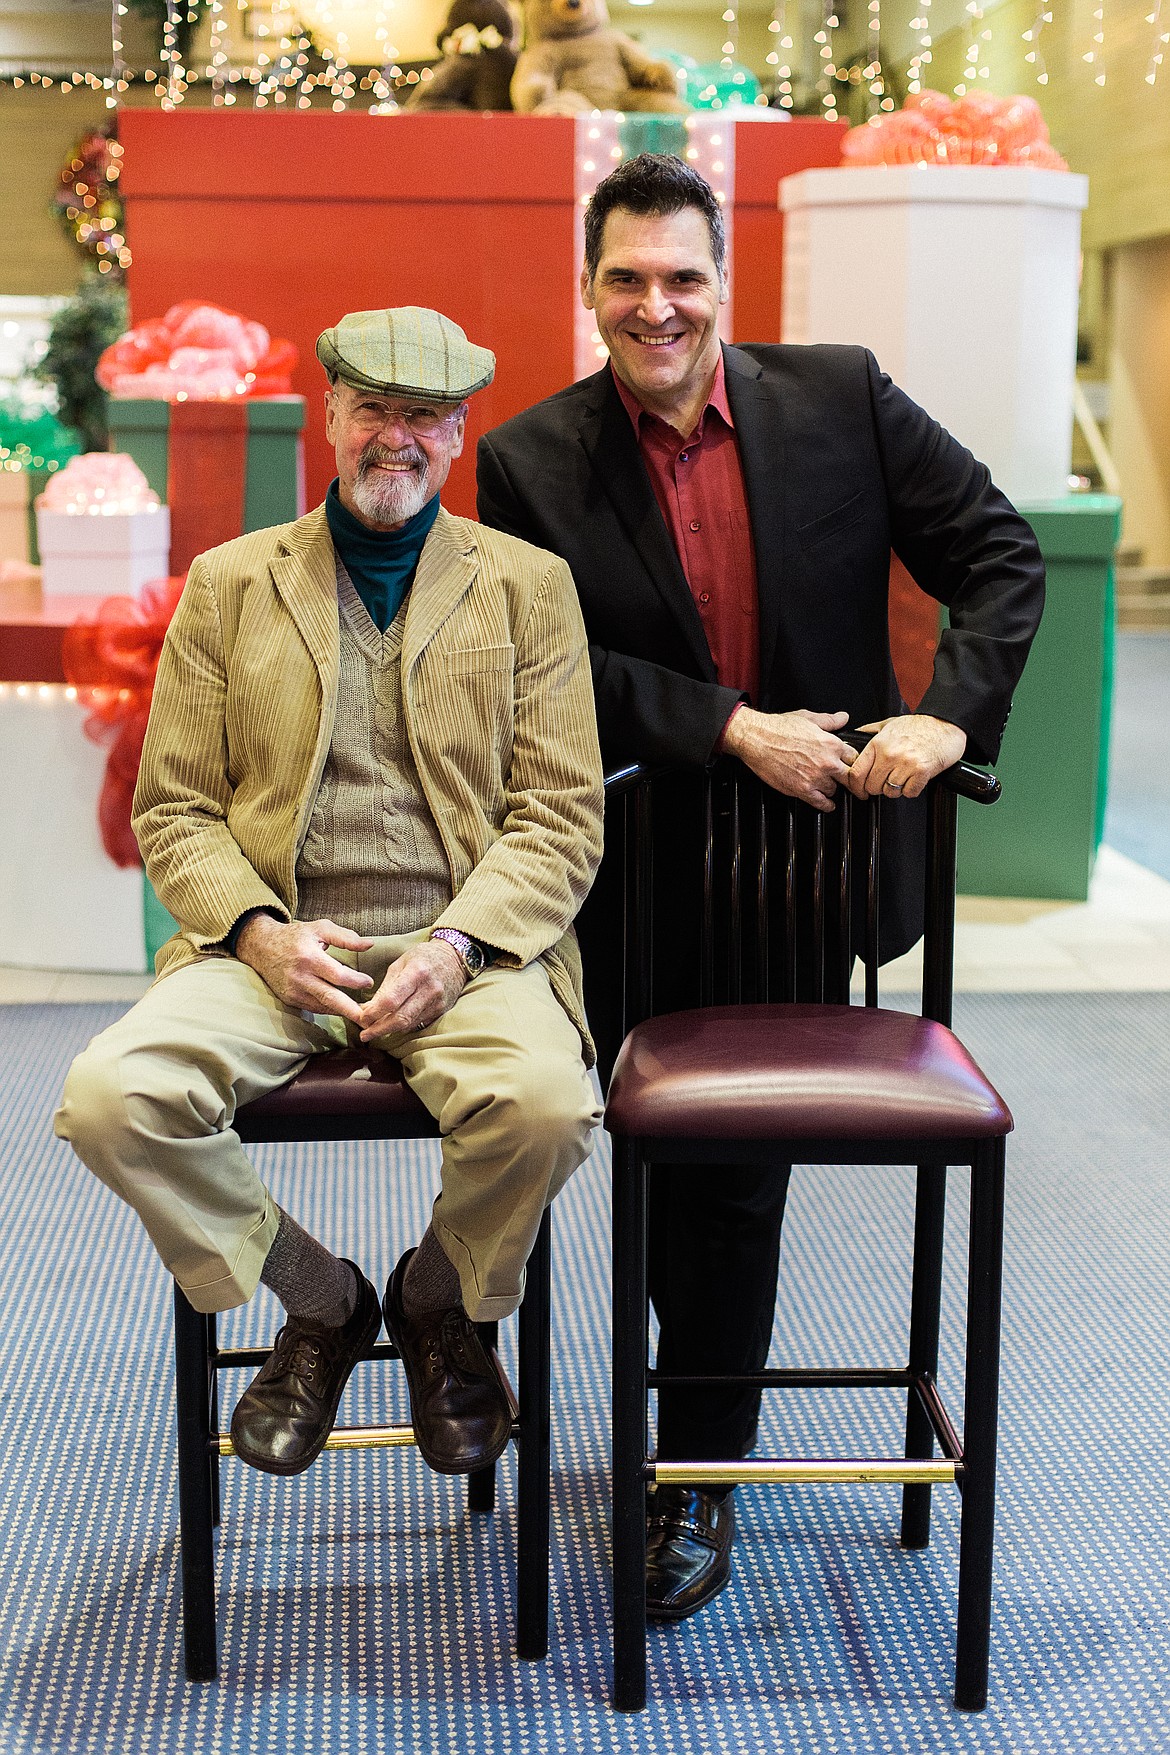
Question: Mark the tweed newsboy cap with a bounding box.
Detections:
[316,307,495,401]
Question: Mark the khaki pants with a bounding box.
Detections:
[54,932,601,1320]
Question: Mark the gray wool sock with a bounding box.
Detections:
[260,1208,358,1328]
[402,1223,462,1317]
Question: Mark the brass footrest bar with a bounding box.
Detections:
[651,1457,958,1487]
[218,1422,418,1456]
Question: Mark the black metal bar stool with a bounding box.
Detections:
[172,1046,552,1682]
[605,750,1010,1713]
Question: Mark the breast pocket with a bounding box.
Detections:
[445,644,516,678]
[795,490,869,552]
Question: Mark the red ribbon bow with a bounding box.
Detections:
[61,576,186,868]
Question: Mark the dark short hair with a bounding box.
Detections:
[583,153,727,285]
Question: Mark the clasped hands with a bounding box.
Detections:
[235,913,467,1034]
[720,705,967,813]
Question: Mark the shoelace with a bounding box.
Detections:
[418,1312,476,1382]
[274,1327,323,1389]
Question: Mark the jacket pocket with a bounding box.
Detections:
[795,490,868,550]
[445,643,516,676]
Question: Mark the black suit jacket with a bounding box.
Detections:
[477,343,1045,1068]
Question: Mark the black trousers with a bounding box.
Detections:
[648,1159,791,1460]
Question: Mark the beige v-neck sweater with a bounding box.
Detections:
[295,563,452,937]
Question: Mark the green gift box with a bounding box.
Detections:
[107,395,306,573]
[957,495,1122,902]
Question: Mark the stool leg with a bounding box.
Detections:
[901,1161,947,1549]
[206,1314,222,1530]
[467,1321,499,1517]
[516,1209,551,1660]
[173,1283,218,1682]
[955,1137,1005,1712]
[612,1136,648,1713]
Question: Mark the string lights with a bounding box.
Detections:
[862,0,893,114]
[1147,0,1169,84]
[765,0,794,110]
[906,0,933,95]
[0,0,1149,106]
[955,0,993,95]
[1022,2,1052,86]
[813,0,839,123]
[1083,0,1106,84]
[719,2,738,73]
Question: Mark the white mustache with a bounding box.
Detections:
[359,443,425,472]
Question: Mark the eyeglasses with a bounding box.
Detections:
[348,398,463,437]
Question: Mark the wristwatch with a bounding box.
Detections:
[430,927,491,979]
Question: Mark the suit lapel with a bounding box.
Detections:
[723,344,789,700]
[577,370,717,682]
[268,504,340,699]
[402,505,478,679]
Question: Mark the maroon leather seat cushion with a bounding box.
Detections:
[605,1005,1012,1142]
[236,1048,435,1139]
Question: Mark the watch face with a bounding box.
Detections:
[464,941,487,977]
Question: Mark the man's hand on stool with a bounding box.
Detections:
[845,714,968,802]
[235,914,375,1023]
[720,706,858,812]
[357,940,467,1042]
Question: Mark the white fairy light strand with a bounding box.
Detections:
[207,0,228,103]
[1146,0,1169,84]
[720,3,738,70]
[906,0,932,94]
[108,0,127,108]
[1022,2,1052,86]
[766,0,794,109]
[955,0,992,94]
[863,0,893,113]
[1083,0,1106,84]
[815,0,839,122]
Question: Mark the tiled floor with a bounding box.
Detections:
[870,844,1170,993]
[3,842,1169,1004]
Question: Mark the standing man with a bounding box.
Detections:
[57,307,604,1484]
[477,156,1044,1618]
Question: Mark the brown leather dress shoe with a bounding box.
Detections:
[645,1484,736,1621]
[230,1263,382,1476]
[382,1249,513,1476]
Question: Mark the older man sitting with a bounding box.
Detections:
[55,306,604,1480]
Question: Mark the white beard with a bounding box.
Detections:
[351,463,430,527]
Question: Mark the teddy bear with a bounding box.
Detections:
[404,0,519,111]
[511,0,688,116]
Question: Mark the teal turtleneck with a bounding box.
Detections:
[324,478,440,632]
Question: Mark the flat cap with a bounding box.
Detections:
[316,307,495,401]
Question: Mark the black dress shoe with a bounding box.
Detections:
[230,1263,382,1477]
[645,1484,736,1622]
[382,1249,513,1476]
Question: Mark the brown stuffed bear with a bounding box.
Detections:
[511,0,688,115]
[405,0,519,111]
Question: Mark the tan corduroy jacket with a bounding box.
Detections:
[132,503,605,1059]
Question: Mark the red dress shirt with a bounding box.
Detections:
[613,356,759,705]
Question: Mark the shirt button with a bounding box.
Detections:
[689,519,701,532]
[698,592,710,605]
[679,451,689,462]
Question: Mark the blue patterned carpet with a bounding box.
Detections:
[0,995,1167,1754]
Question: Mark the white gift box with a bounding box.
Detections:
[780,166,1090,505]
[35,503,171,597]
[0,685,146,971]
